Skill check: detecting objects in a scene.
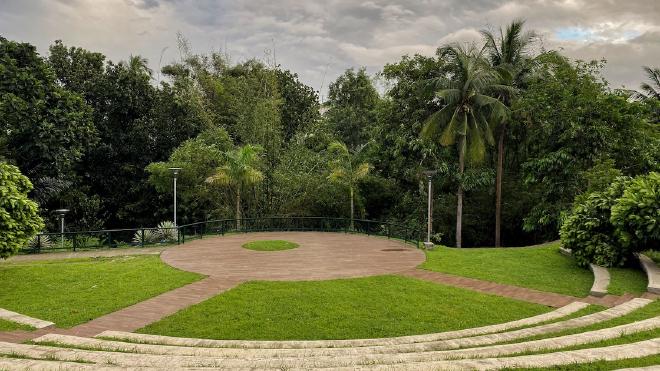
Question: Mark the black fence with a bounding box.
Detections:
[22,217,423,254]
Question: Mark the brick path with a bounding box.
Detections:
[401,268,648,308]
[0,232,655,344]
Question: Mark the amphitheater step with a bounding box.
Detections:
[0,358,129,370]
[31,317,660,368]
[93,298,651,357]
[93,301,588,349]
[0,308,53,329]
[2,337,659,369]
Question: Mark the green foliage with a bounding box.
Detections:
[610,172,660,251]
[275,69,320,142]
[327,141,372,227]
[325,68,380,149]
[0,163,44,258]
[0,37,97,178]
[560,177,633,267]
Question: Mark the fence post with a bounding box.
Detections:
[141,229,145,247]
[200,224,204,239]
[37,235,41,253]
[177,228,181,245]
[387,224,390,239]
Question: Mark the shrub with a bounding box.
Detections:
[0,163,44,258]
[25,233,53,251]
[157,221,177,242]
[132,229,161,245]
[560,176,632,267]
[610,172,660,252]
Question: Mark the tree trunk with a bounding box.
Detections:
[350,186,355,231]
[236,187,241,231]
[456,136,465,248]
[495,123,506,247]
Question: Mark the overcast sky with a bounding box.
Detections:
[2,0,658,99]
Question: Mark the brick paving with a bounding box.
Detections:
[0,232,655,345]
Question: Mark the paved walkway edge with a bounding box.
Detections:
[0,308,53,329]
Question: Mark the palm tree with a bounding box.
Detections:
[634,66,660,100]
[206,144,263,230]
[327,141,371,230]
[422,44,509,248]
[481,19,536,247]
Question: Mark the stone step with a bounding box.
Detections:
[0,308,53,329]
[31,317,660,368]
[95,301,589,349]
[92,298,651,357]
[2,336,659,369]
[326,338,660,371]
[0,358,130,370]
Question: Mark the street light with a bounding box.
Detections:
[169,168,182,227]
[422,170,437,250]
[54,209,69,249]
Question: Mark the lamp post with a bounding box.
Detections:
[422,170,437,250]
[54,209,69,249]
[169,168,182,227]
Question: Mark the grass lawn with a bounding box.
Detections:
[421,242,593,297]
[607,267,648,295]
[242,240,299,251]
[0,256,202,328]
[0,319,32,331]
[139,275,551,340]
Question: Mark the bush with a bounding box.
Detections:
[610,172,659,252]
[0,163,44,258]
[560,176,632,267]
[157,221,177,242]
[132,229,161,245]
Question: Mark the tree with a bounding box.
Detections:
[327,141,371,230]
[275,69,321,142]
[422,45,508,247]
[0,37,97,178]
[206,144,264,230]
[481,19,536,247]
[325,68,380,149]
[634,66,660,101]
[0,163,44,258]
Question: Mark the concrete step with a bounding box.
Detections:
[92,298,651,357]
[31,317,660,368]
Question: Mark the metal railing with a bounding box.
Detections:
[22,217,423,254]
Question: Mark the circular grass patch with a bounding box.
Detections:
[242,240,299,251]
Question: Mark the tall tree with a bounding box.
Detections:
[325,68,380,149]
[206,144,264,230]
[327,141,371,230]
[422,45,508,247]
[481,19,536,247]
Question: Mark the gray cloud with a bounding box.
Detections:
[1,0,658,98]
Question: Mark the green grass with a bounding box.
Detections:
[139,275,551,340]
[241,240,299,251]
[421,242,593,297]
[643,250,660,264]
[0,256,203,328]
[607,267,648,295]
[0,319,33,331]
[503,354,660,371]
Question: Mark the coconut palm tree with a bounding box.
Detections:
[206,144,263,230]
[422,44,509,248]
[327,141,371,231]
[481,19,537,247]
[634,66,660,101]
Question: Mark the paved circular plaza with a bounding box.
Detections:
[161,232,426,281]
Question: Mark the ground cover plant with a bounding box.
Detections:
[139,275,551,340]
[242,240,299,251]
[0,255,202,328]
[421,242,593,297]
[607,267,648,295]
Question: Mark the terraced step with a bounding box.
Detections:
[0,308,53,329]
[95,301,588,349]
[32,317,660,368]
[2,337,659,369]
[328,339,660,371]
[0,358,126,370]
[93,298,651,357]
